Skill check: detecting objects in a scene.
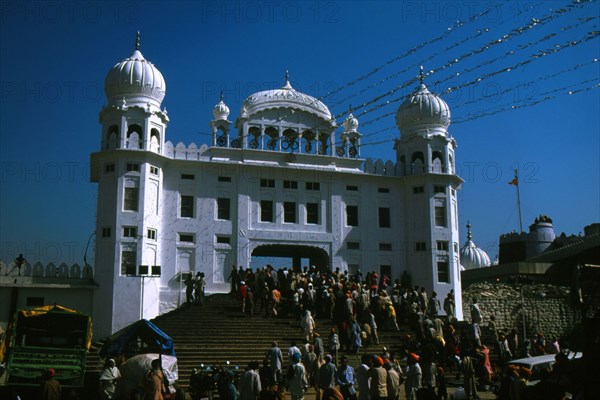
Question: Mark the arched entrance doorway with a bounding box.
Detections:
[251,244,330,272]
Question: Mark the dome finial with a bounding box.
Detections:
[135,31,141,51]
[220,90,224,101]
[282,70,293,89]
[466,221,472,240]
[418,66,424,84]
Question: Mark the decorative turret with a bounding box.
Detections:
[213,92,230,120]
[211,92,232,147]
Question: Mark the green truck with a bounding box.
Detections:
[0,304,92,389]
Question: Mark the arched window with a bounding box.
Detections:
[318,132,329,155]
[127,124,143,149]
[107,125,119,150]
[302,130,316,154]
[282,128,298,151]
[150,128,160,153]
[248,126,260,149]
[412,151,425,174]
[265,126,278,151]
[432,151,444,173]
[399,155,406,176]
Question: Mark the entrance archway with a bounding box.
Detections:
[251,244,330,272]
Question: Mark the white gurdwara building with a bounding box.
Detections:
[90,40,464,337]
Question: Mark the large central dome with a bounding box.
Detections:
[240,74,332,121]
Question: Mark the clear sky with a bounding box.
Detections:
[1,0,598,266]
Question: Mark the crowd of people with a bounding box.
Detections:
[220,264,581,400]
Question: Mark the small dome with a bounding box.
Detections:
[105,34,166,108]
[240,72,332,121]
[343,111,359,133]
[460,223,491,270]
[213,93,230,120]
[396,68,450,137]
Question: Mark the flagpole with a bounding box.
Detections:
[515,169,523,233]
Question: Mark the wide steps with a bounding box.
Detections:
[86,294,412,396]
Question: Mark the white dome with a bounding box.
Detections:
[105,44,166,108]
[396,76,450,137]
[241,74,332,121]
[213,95,230,120]
[460,223,491,270]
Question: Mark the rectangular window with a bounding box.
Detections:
[150,165,159,175]
[121,249,137,275]
[378,207,391,228]
[451,188,456,196]
[347,241,360,250]
[101,227,111,238]
[180,195,194,218]
[216,236,231,244]
[260,200,274,222]
[379,242,392,251]
[126,163,140,172]
[346,185,358,191]
[260,179,275,188]
[378,187,390,193]
[284,202,297,223]
[434,185,445,194]
[346,205,358,226]
[415,242,426,252]
[123,226,137,238]
[181,173,195,180]
[124,187,139,211]
[435,205,447,227]
[179,233,195,243]
[436,241,449,251]
[306,182,320,191]
[413,186,424,194]
[104,163,115,173]
[283,180,298,189]
[218,176,231,182]
[437,261,449,283]
[147,228,157,240]
[217,198,231,220]
[306,203,319,224]
[454,242,459,253]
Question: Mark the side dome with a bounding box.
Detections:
[104,36,166,108]
[240,73,332,122]
[213,93,230,120]
[460,223,491,270]
[396,70,450,137]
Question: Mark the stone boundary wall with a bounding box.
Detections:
[462,282,582,342]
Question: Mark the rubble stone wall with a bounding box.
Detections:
[462,282,582,342]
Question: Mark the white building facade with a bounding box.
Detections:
[90,41,464,338]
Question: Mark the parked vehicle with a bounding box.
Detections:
[0,305,91,390]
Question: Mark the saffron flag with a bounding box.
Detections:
[508,178,518,186]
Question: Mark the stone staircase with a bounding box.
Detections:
[85,293,413,394]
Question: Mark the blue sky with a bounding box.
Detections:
[1,0,598,266]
